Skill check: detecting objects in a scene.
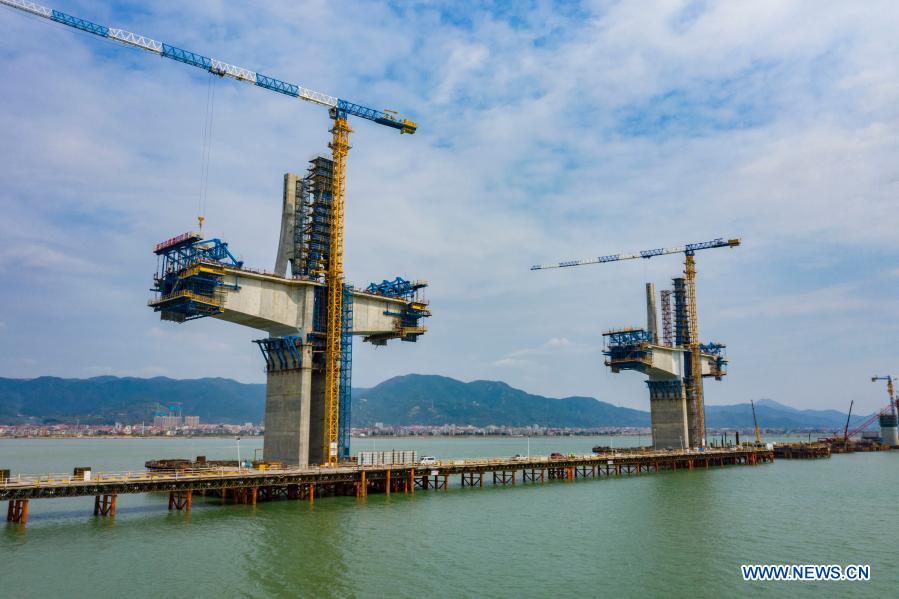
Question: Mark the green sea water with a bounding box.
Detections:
[1,436,896,598]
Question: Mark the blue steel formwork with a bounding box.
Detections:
[602,328,654,373]
[370,276,430,344]
[308,282,353,460]
[253,336,304,372]
[150,234,242,322]
[365,277,425,300]
[338,285,354,460]
[603,328,654,347]
[700,342,728,379]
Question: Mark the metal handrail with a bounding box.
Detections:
[1,447,762,488]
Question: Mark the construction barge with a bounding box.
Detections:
[3,447,772,526]
[772,442,831,460]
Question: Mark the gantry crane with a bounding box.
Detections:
[1,0,418,465]
[532,238,740,446]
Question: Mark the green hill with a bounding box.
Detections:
[351,374,647,427]
[0,374,868,431]
[0,376,265,424]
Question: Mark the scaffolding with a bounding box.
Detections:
[660,289,673,347]
[672,278,689,348]
[339,284,353,460]
[289,157,334,280]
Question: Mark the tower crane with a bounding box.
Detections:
[1,0,418,465]
[532,237,740,447]
[871,375,897,413]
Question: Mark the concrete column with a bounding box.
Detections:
[647,379,690,450]
[263,354,313,466]
[261,286,318,467]
[307,371,325,465]
[274,173,300,277]
[646,282,658,343]
[880,413,899,446]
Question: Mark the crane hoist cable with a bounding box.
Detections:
[198,73,217,231]
[1,0,418,466]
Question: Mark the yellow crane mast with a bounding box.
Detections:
[684,253,705,443]
[324,118,352,463]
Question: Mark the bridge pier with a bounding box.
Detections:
[460,472,484,487]
[7,499,28,525]
[521,468,545,483]
[168,490,192,511]
[492,471,515,486]
[93,494,116,517]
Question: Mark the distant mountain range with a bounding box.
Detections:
[0,376,265,425]
[352,375,648,427]
[0,374,868,431]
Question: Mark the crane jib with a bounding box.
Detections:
[3,0,416,132]
[532,238,740,271]
[50,9,107,36]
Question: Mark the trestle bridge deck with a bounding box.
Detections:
[4,447,773,526]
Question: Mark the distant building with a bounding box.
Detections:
[184,416,200,427]
[153,415,182,429]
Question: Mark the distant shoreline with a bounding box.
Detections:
[0,433,639,441]
[0,432,819,441]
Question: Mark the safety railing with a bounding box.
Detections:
[2,448,762,488]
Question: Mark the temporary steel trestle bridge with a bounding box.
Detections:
[3,448,773,526]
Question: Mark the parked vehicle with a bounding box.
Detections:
[550,452,564,460]
[419,456,438,466]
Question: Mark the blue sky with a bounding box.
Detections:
[1,0,898,413]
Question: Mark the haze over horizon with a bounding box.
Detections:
[2,1,898,413]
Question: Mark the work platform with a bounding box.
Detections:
[3,448,773,526]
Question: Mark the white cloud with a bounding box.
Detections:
[1,1,899,411]
[720,283,869,319]
[545,337,574,348]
